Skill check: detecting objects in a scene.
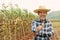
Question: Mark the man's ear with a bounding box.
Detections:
[46,12,47,15]
[38,13,39,15]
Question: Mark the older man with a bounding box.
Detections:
[31,6,54,40]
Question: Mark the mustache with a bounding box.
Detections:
[40,15,46,16]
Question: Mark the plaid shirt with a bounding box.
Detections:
[31,18,54,40]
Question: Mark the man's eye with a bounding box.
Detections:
[39,12,42,13]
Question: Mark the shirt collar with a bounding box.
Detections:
[36,18,47,23]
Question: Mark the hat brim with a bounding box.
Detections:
[34,9,50,13]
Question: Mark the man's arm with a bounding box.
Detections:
[31,20,42,35]
[31,21,37,33]
[47,21,54,40]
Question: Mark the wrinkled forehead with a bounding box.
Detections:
[38,11,47,13]
[38,11,47,14]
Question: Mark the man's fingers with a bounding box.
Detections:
[37,25,42,31]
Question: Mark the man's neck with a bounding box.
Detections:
[40,17,46,22]
[40,17,46,20]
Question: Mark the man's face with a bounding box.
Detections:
[38,11,47,18]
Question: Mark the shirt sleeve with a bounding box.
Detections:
[31,20,37,33]
[47,21,54,37]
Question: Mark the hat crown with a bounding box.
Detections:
[39,6,47,9]
[34,6,50,13]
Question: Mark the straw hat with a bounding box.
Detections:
[34,6,50,13]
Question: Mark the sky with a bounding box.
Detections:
[0,0,60,13]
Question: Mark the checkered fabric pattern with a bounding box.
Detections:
[31,18,54,40]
